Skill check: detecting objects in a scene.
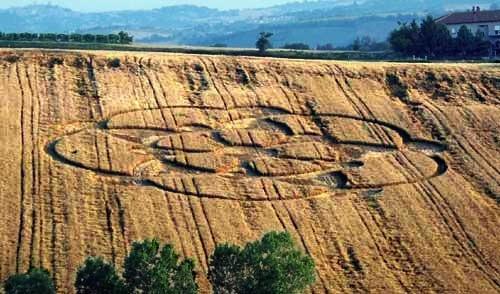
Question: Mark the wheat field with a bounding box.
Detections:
[0,50,498,293]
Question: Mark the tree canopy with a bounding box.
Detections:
[4,268,55,294]
[256,32,274,54]
[5,232,317,293]
[75,257,126,294]
[0,31,133,44]
[74,240,197,294]
[123,239,197,294]
[208,231,316,294]
[282,43,310,50]
[389,16,491,58]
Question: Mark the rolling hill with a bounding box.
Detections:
[0,0,496,47]
[0,50,498,293]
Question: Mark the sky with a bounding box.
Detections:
[0,0,298,11]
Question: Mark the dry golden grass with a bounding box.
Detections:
[0,49,499,293]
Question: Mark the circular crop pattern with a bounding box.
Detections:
[48,105,448,201]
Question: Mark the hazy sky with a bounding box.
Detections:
[0,0,297,11]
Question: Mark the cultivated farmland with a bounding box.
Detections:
[0,50,498,293]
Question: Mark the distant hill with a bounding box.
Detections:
[0,0,495,47]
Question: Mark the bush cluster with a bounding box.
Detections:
[0,31,133,45]
[389,16,491,58]
[282,43,311,50]
[3,232,316,294]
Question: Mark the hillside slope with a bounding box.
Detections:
[0,50,498,293]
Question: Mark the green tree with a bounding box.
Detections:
[282,43,310,50]
[123,239,197,294]
[44,33,57,42]
[82,34,95,43]
[418,15,451,57]
[352,37,361,51]
[471,31,491,57]
[455,25,474,56]
[4,268,55,294]
[108,34,120,44]
[95,34,108,43]
[316,43,334,51]
[70,33,83,42]
[208,244,245,294]
[389,20,420,56]
[5,33,19,41]
[118,31,133,44]
[19,33,36,41]
[57,34,69,42]
[256,32,274,54]
[208,231,316,294]
[75,257,126,294]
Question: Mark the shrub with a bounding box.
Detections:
[256,32,274,54]
[282,43,310,50]
[123,239,197,294]
[208,231,316,294]
[316,43,335,51]
[107,58,121,68]
[47,56,64,68]
[3,54,20,63]
[71,56,86,69]
[210,43,228,48]
[75,240,197,294]
[4,268,55,294]
[75,257,125,294]
[386,72,410,101]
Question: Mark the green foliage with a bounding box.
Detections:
[389,16,491,58]
[256,32,274,54]
[57,34,69,42]
[118,31,134,44]
[352,37,361,51]
[419,15,451,57]
[455,25,474,56]
[123,239,197,294]
[47,57,64,68]
[75,257,126,294]
[70,33,83,42]
[346,246,363,273]
[0,40,396,61]
[282,43,310,50]
[210,43,228,48]
[82,34,96,43]
[4,268,55,294]
[207,244,244,294]
[208,231,316,294]
[3,54,20,63]
[107,58,121,68]
[0,31,133,45]
[471,31,492,57]
[386,72,410,101]
[347,36,390,52]
[316,43,335,51]
[95,35,108,43]
[73,240,196,294]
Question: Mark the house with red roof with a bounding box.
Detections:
[437,6,500,57]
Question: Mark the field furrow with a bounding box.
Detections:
[0,51,498,293]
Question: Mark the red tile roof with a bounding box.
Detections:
[436,10,500,25]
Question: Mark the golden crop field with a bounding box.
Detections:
[0,50,498,293]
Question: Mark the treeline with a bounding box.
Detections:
[0,31,133,44]
[389,16,491,58]
[3,232,316,294]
